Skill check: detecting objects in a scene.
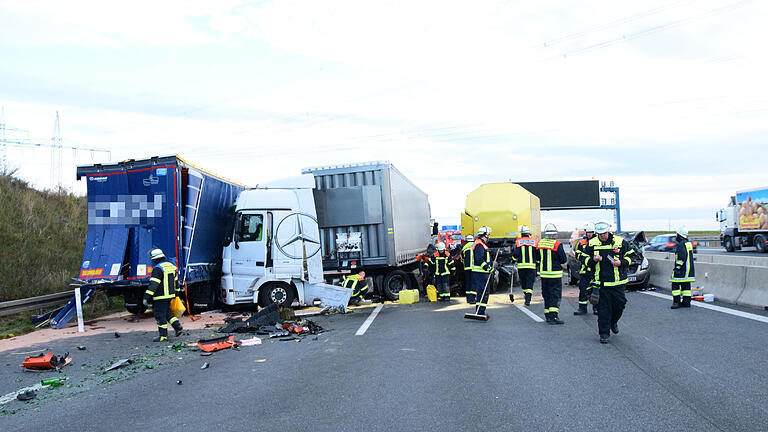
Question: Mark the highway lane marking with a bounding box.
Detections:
[514,304,545,322]
[355,304,384,336]
[641,291,768,324]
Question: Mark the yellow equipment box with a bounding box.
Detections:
[399,289,420,304]
[426,285,437,302]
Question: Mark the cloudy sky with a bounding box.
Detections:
[1,0,766,231]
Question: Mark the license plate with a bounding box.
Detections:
[628,276,637,282]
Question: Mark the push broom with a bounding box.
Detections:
[464,249,500,321]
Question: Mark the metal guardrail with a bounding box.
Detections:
[0,291,73,317]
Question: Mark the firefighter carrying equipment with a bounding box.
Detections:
[22,352,72,370]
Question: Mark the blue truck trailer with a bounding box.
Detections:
[74,155,244,314]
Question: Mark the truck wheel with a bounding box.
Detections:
[724,237,734,252]
[258,282,295,308]
[124,290,147,315]
[382,270,410,300]
[755,235,766,253]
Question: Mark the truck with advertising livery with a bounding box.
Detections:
[717,186,768,253]
[220,161,433,307]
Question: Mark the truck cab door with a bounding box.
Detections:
[230,212,267,292]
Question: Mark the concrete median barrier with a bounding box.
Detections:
[646,251,768,309]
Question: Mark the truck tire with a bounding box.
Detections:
[258,282,296,308]
[124,290,147,315]
[382,270,410,300]
[755,235,766,253]
[724,236,734,252]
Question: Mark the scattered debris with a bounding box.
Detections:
[220,303,280,333]
[254,359,266,363]
[200,352,212,357]
[77,346,87,351]
[269,330,290,339]
[197,335,238,352]
[201,362,210,369]
[104,358,134,371]
[239,336,262,346]
[16,390,36,401]
[114,332,121,338]
[176,380,183,385]
[41,377,67,388]
[146,364,154,369]
[279,307,296,321]
[22,352,71,371]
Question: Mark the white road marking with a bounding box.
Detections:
[355,304,384,335]
[515,304,545,322]
[641,291,768,324]
[0,383,45,405]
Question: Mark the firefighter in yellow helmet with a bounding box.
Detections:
[143,248,183,342]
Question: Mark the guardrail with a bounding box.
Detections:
[0,291,73,317]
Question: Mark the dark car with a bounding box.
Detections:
[566,231,650,290]
[644,234,698,253]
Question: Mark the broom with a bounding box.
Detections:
[464,249,500,321]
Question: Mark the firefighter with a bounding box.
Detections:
[342,271,368,306]
[573,222,596,315]
[462,234,476,303]
[142,248,183,342]
[670,226,695,309]
[536,223,567,324]
[471,226,494,317]
[512,225,537,306]
[430,242,456,301]
[585,221,635,344]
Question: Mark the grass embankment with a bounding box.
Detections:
[0,170,123,337]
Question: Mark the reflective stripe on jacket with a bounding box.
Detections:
[585,234,635,287]
[429,251,455,276]
[471,239,492,273]
[536,238,567,278]
[513,236,537,269]
[145,261,178,300]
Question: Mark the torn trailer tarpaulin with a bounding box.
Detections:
[219,303,279,333]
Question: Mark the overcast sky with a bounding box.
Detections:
[1,0,767,232]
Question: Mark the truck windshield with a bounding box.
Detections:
[237,214,263,242]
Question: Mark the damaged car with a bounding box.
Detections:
[566,231,650,291]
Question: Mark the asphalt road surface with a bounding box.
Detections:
[2,284,768,432]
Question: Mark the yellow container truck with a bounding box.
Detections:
[461,183,541,293]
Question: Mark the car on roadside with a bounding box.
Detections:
[644,234,698,253]
[566,231,651,290]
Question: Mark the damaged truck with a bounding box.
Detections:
[75,156,244,314]
[221,161,433,307]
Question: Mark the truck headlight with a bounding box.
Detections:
[640,257,649,270]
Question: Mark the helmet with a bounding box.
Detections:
[465,234,474,242]
[436,242,446,251]
[594,221,611,234]
[519,225,531,235]
[149,248,165,260]
[676,226,688,239]
[543,223,558,238]
[477,226,491,236]
[584,222,595,233]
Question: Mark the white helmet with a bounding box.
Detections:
[584,222,595,233]
[436,242,446,251]
[594,221,611,234]
[465,234,474,242]
[477,226,491,236]
[519,225,531,235]
[543,223,558,238]
[149,248,165,261]
[676,226,688,239]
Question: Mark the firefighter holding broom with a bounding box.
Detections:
[465,226,495,320]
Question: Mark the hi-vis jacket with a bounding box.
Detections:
[429,251,456,276]
[585,234,635,287]
[513,235,537,270]
[670,240,695,283]
[461,242,473,270]
[342,273,368,292]
[471,238,492,273]
[535,238,567,278]
[575,237,595,275]
[144,261,179,301]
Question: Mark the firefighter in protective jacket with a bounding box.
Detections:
[430,242,456,301]
[462,235,476,303]
[143,248,183,342]
[512,225,537,306]
[584,222,635,344]
[471,227,493,317]
[670,226,696,309]
[342,271,368,306]
[536,224,568,324]
[574,222,596,315]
